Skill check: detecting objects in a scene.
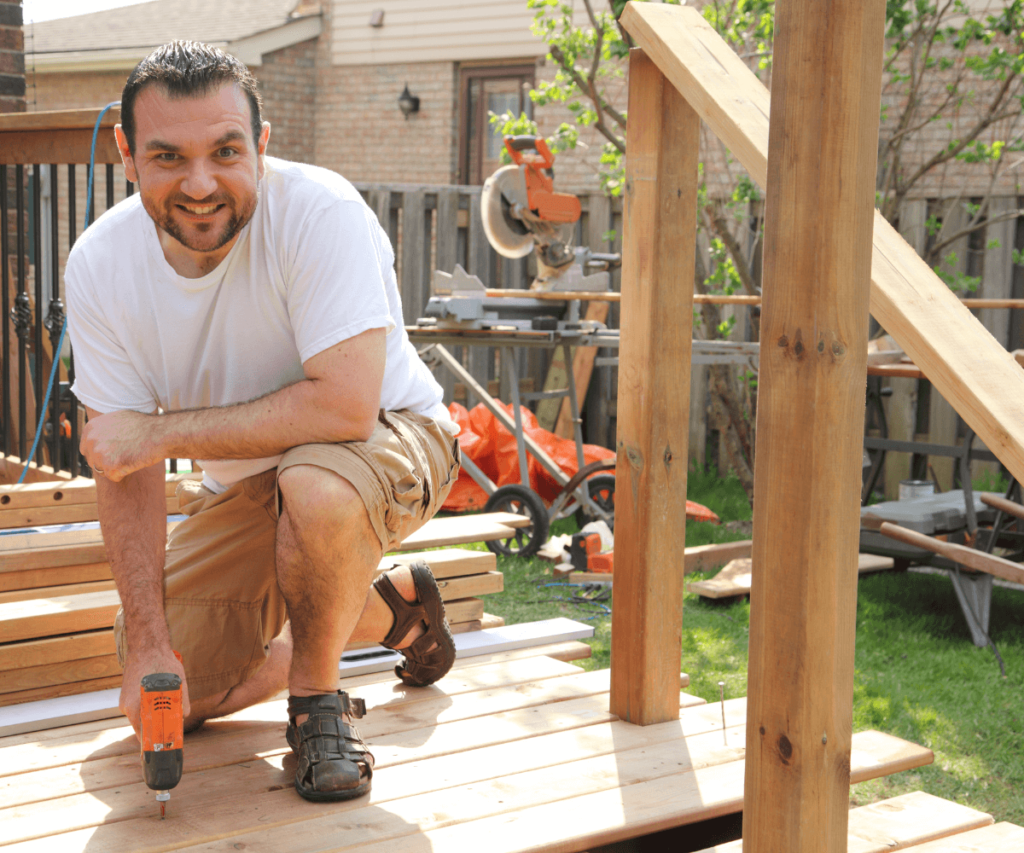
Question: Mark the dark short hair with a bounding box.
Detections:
[121,40,264,154]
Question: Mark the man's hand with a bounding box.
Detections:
[82,410,161,482]
[119,646,190,740]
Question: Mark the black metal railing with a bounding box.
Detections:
[1,109,127,479]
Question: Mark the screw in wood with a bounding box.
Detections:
[718,681,726,745]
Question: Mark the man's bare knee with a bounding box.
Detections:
[278,465,363,525]
[277,466,379,566]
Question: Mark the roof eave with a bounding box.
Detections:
[29,13,322,74]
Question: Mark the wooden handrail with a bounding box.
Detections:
[0,107,122,132]
[0,108,121,165]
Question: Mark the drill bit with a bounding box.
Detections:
[156,790,170,819]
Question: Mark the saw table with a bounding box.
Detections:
[410,322,760,559]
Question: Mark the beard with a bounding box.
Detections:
[143,185,259,255]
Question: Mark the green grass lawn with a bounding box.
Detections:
[472,467,1024,825]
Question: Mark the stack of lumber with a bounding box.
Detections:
[0,509,532,708]
[0,473,190,530]
[0,652,943,852]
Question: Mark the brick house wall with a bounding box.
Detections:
[879,40,1024,200]
[256,37,318,165]
[0,0,23,113]
[314,58,458,184]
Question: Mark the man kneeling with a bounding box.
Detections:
[66,40,460,802]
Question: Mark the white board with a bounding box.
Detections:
[337,617,595,677]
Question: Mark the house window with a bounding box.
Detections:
[459,65,535,185]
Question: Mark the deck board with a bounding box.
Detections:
[698,792,994,852]
[899,822,1024,851]
[0,653,935,853]
[0,640,592,750]
[2,669,693,808]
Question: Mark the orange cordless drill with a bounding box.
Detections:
[140,653,184,819]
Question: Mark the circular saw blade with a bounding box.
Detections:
[481,165,533,259]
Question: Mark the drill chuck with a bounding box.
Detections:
[140,671,184,793]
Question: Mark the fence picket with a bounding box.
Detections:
[400,190,427,325]
[981,198,1017,348]
[435,188,459,275]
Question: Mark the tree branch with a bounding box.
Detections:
[577,0,627,153]
[548,43,628,134]
[899,68,1021,193]
[927,208,1024,262]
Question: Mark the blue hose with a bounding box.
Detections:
[17,100,121,484]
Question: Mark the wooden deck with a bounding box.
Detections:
[698,795,1017,852]
[0,647,932,853]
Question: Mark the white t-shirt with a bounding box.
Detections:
[66,157,452,493]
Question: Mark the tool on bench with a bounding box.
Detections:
[422,135,620,330]
[481,135,581,274]
[140,651,184,819]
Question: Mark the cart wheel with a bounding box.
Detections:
[575,474,616,530]
[484,484,550,558]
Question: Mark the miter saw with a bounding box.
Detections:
[420,135,620,330]
[482,135,619,290]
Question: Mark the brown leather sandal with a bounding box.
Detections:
[374,560,456,687]
[286,691,374,802]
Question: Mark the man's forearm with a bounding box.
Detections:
[81,328,387,482]
[153,373,376,463]
[95,462,170,652]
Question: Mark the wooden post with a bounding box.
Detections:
[608,48,697,726]
[743,1,885,851]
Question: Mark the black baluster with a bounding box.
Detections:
[126,178,134,197]
[32,166,43,465]
[1,164,9,458]
[48,163,62,473]
[87,161,95,227]
[12,291,30,463]
[68,164,76,246]
[68,164,80,477]
[45,296,65,471]
[106,164,114,210]
[15,165,27,463]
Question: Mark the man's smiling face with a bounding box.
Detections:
[116,81,269,276]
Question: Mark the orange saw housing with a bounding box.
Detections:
[504,136,581,224]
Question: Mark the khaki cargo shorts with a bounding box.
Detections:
[114,409,460,701]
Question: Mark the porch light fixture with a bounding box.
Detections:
[398,84,420,119]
